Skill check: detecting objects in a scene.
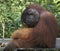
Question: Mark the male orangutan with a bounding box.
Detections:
[4,4,58,51]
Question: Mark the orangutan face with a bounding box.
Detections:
[21,8,40,27]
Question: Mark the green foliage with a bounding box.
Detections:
[0,0,60,38]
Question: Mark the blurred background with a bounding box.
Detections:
[0,0,60,38]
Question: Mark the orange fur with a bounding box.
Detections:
[4,4,58,51]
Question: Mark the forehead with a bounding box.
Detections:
[27,8,38,14]
[25,8,39,16]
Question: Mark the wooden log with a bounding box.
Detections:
[0,38,60,48]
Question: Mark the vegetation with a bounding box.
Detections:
[0,0,60,38]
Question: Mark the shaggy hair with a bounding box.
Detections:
[4,4,58,51]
